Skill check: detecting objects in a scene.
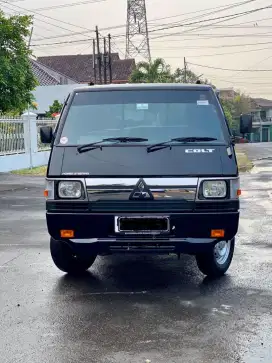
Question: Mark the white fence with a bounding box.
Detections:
[0,113,57,172]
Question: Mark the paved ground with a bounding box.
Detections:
[236,142,272,160]
[1,144,272,363]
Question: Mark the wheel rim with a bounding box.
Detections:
[214,240,231,265]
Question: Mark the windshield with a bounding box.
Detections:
[59,89,227,145]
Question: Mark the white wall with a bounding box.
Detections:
[0,151,51,173]
[266,108,272,119]
[0,113,56,173]
[32,84,88,114]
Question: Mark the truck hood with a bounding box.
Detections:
[48,145,238,177]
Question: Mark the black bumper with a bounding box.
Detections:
[46,211,239,254]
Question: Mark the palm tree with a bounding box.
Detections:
[129,58,173,83]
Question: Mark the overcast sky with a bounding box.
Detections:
[3,0,272,98]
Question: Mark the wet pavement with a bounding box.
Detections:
[236,142,272,160]
[1,146,272,363]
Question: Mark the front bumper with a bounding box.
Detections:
[46,211,239,254]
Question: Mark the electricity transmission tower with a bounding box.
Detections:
[126,0,151,62]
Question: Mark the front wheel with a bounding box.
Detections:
[50,237,97,275]
[195,239,235,278]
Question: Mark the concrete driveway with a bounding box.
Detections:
[1,145,272,363]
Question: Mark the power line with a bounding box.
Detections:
[1,1,132,45]
[26,0,262,45]
[228,52,272,79]
[32,25,126,43]
[147,0,257,24]
[31,37,272,48]
[148,0,258,30]
[150,8,272,43]
[6,0,258,45]
[32,0,105,12]
[110,15,272,40]
[0,2,94,37]
[148,4,272,34]
[30,11,272,48]
[98,30,125,58]
[31,39,92,47]
[2,1,126,61]
[188,61,272,72]
[1,2,235,43]
[110,4,272,41]
[4,0,262,54]
[160,46,272,58]
[1,0,128,59]
[0,1,97,35]
[148,33,272,42]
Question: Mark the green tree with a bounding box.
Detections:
[220,98,233,128]
[129,58,173,83]
[233,92,251,117]
[172,66,215,87]
[45,100,63,118]
[0,11,38,114]
[219,91,251,133]
[173,67,199,83]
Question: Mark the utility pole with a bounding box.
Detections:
[28,26,33,49]
[95,26,102,84]
[108,34,112,83]
[103,37,107,84]
[92,38,97,84]
[184,57,187,83]
[92,29,112,85]
[126,0,151,62]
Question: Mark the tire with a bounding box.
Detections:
[50,237,97,275]
[195,239,235,278]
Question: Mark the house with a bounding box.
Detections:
[30,58,77,86]
[249,98,272,142]
[37,53,136,84]
[217,87,272,142]
[250,98,272,121]
[218,88,238,100]
[29,58,86,118]
[29,54,135,118]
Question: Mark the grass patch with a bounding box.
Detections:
[236,152,253,172]
[11,165,47,176]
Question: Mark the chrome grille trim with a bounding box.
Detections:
[86,178,198,202]
[85,177,198,187]
[87,187,196,201]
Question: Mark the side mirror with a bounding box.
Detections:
[240,114,253,134]
[40,126,53,144]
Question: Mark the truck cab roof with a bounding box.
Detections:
[71,83,213,94]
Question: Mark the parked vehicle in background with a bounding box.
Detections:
[40,83,253,278]
[234,136,250,144]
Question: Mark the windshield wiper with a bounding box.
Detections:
[77,137,148,153]
[147,137,217,153]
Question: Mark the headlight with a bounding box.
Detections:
[58,181,82,199]
[202,180,227,198]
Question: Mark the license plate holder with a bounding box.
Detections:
[114,216,170,234]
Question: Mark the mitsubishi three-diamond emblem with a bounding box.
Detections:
[129,178,154,200]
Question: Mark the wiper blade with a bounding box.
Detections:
[77,137,148,153]
[147,137,217,153]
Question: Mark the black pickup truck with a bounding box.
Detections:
[40,83,253,277]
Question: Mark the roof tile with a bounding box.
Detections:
[30,58,60,86]
[37,53,135,83]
